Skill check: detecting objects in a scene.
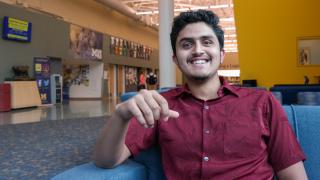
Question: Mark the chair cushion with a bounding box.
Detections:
[51,160,146,180]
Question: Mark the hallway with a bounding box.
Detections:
[0,98,119,125]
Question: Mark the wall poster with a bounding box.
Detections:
[297,36,320,66]
[34,57,51,104]
[125,66,138,92]
[69,24,103,60]
[63,64,90,87]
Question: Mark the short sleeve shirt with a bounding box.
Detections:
[125,78,306,180]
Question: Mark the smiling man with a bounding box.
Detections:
[94,10,307,180]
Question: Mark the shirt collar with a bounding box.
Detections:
[172,76,241,98]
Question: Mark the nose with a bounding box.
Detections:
[192,41,204,55]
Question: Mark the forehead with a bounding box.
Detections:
[177,22,217,41]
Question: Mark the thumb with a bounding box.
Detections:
[163,110,179,121]
[169,110,179,118]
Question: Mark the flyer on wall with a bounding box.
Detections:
[34,57,51,104]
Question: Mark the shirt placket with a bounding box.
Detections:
[201,101,210,179]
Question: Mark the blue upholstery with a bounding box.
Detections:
[120,88,173,102]
[120,92,138,102]
[270,85,320,105]
[52,93,320,180]
[297,92,320,105]
[52,160,147,180]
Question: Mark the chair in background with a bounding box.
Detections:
[297,92,320,105]
[242,79,257,87]
[271,91,282,104]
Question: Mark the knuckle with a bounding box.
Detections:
[159,99,168,107]
[134,94,143,100]
[139,89,148,95]
[151,106,160,111]
[144,110,153,117]
[151,90,158,94]
[127,99,135,107]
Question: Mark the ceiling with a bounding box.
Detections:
[120,0,237,52]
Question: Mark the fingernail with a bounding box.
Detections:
[143,124,148,128]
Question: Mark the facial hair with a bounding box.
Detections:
[176,55,220,83]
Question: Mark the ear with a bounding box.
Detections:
[172,54,178,65]
[220,49,225,64]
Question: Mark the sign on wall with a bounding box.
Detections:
[110,36,153,60]
[125,66,138,92]
[69,24,103,60]
[2,16,32,42]
[34,57,51,104]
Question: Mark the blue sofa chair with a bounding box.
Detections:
[52,94,320,180]
[270,84,320,105]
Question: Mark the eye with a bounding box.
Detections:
[202,39,213,46]
[181,41,193,49]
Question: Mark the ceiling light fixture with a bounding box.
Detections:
[136,4,233,15]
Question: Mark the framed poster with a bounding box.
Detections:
[297,36,320,66]
[125,66,138,92]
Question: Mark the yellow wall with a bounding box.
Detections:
[0,0,158,48]
[234,0,320,88]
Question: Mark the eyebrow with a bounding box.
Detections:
[178,35,215,43]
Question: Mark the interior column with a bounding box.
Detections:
[158,0,175,88]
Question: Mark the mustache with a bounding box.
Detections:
[187,54,212,63]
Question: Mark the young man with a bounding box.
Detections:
[94,10,307,179]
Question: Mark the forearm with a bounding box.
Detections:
[277,161,308,180]
[93,113,131,168]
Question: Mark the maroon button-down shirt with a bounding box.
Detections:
[125,78,305,180]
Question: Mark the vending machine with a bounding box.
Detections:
[50,74,62,104]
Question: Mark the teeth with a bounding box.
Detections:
[192,60,206,64]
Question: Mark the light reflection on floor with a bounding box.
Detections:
[0,97,119,125]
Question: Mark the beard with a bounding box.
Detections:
[184,71,216,82]
[176,56,220,83]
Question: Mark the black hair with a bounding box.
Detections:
[170,9,224,55]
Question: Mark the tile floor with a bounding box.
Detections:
[0,98,119,125]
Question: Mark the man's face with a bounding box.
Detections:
[173,22,224,82]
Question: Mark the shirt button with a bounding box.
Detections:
[203,105,209,110]
[204,129,210,134]
[203,156,209,162]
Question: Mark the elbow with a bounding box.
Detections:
[94,160,117,169]
[93,152,121,169]
[93,157,120,169]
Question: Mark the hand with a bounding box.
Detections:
[114,90,179,128]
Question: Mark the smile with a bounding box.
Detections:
[187,59,211,65]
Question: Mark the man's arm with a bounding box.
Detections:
[93,90,179,168]
[93,112,132,168]
[277,161,308,180]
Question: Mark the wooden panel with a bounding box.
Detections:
[117,65,124,95]
[5,81,41,109]
[108,64,115,97]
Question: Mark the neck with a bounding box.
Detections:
[186,74,221,101]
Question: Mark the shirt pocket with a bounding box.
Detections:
[223,122,261,159]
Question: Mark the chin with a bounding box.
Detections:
[188,75,211,82]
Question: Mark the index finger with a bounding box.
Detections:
[151,91,179,120]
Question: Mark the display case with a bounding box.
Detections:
[51,74,62,104]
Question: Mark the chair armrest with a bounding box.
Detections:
[51,160,147,180]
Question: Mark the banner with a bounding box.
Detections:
[69,24,103,60]
[34,57,51,104]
